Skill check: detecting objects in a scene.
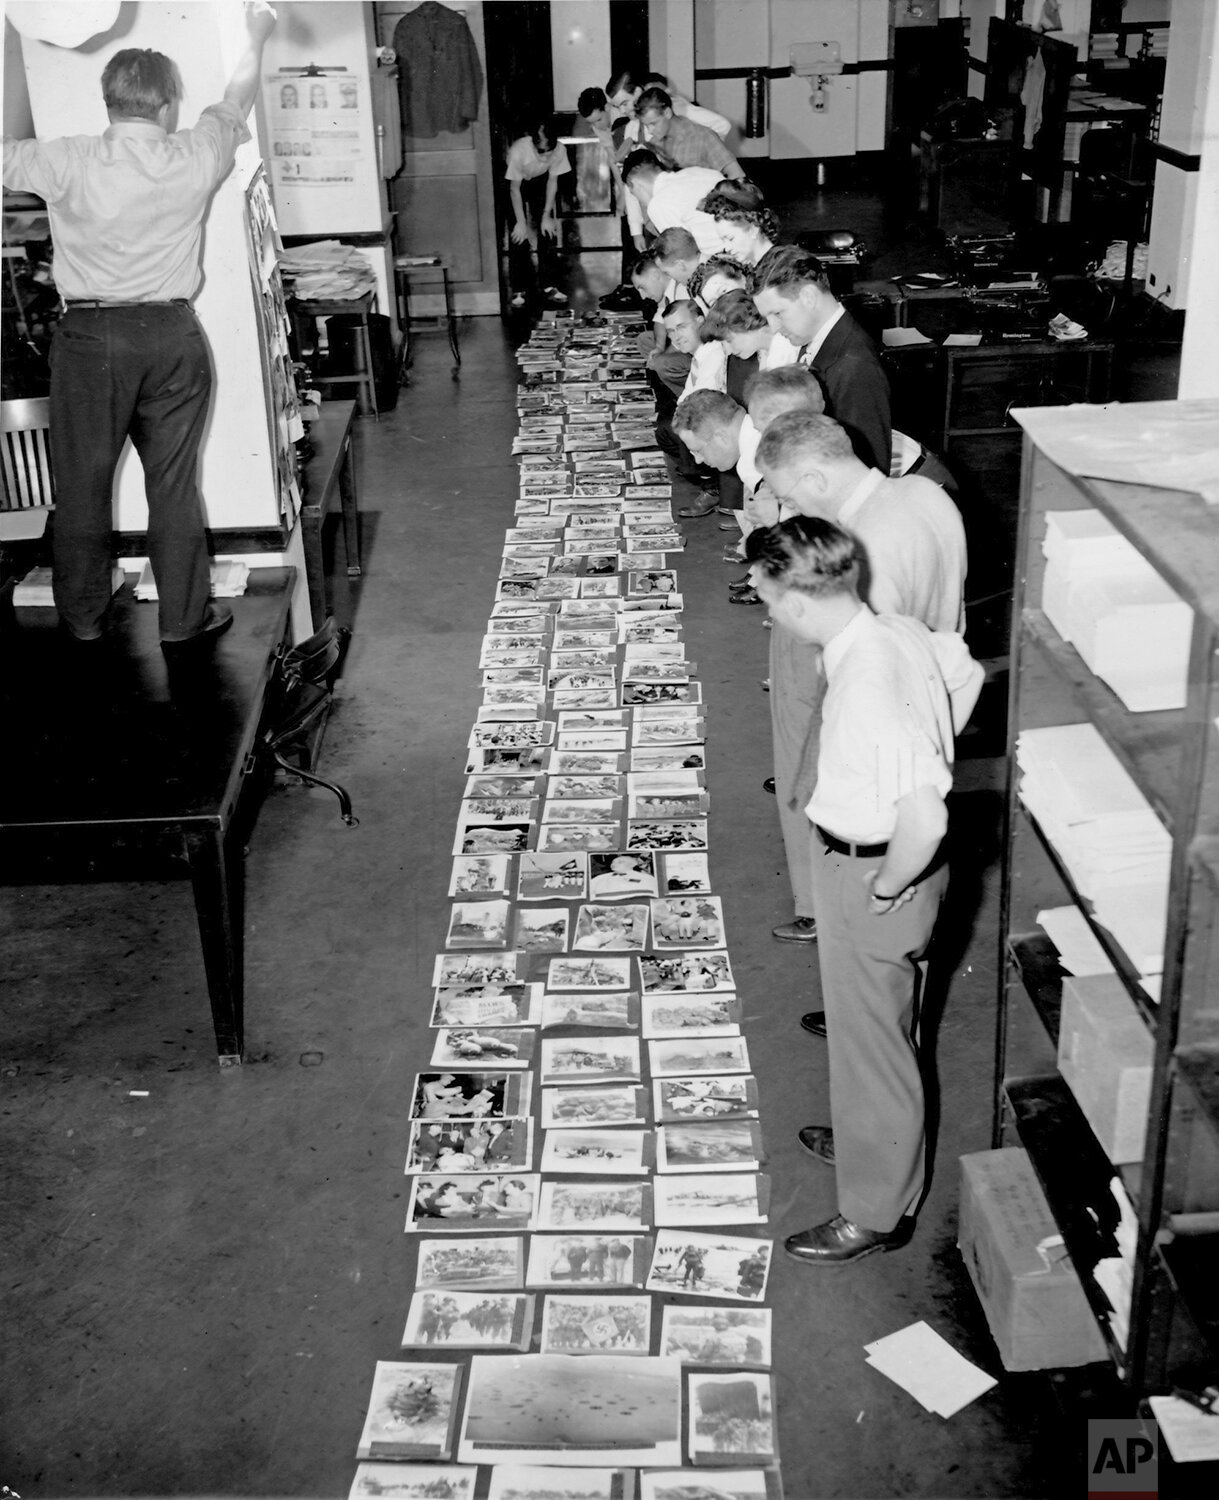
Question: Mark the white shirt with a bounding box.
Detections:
[758,332,802,370]
[679,340,728,401]
[736,415,762,495]
[796,303,845,366]
[808,609,982,844]
[838,467,967,634]
[637,167,726,254]
[504,136,571,182]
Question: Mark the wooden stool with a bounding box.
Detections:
[290,291,379,419]
[393,256,461,382]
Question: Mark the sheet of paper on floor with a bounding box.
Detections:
[864,1320,997,1418]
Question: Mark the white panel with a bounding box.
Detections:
[16,1,279,533]
[551,0,611,113]
[258,1,384,235]
[856,0,888,153]
[693,2,769,156]
[650,0,695,99]
[769,0,858,160]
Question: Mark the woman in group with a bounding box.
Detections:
[699,180,781,266]
[504,114,572,309]
[699,288,801,373]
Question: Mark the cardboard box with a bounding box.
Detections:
[1057,973,1154,1164]
[958,1148,1108,1371]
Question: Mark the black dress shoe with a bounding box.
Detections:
[797,1125,835,1164]
[762,777,776,794]
[677,496,717,518]
[772,916,817,942]
[161,602,234,652]
[800,1010,827,1036]
[728,587,761,605]
[784,1213,915,1265]
[728,575,753,592]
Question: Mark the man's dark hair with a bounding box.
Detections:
[744,515,861,597]
[577,86,607,119]
[637,86,673,114]
[750,243,829,297]
[674,389,742,439]
[629,244,667,279]
[622,149,666,184]
[653,226,699,264]
[101,48,183,119]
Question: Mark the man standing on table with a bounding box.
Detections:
[745,516,982,1263]
[2,3,277,648]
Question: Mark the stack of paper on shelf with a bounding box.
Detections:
[1017,724,1170,977]
[13,563,125,606]
[1041,509,1192,711]
[134,559,250,600]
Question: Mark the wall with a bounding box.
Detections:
[551,0,611,111]
[649,0,695,100]
[12,0,280,539]
[693,0,768,158]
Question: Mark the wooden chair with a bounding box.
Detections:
[1,396,53,510]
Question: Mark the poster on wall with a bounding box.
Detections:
[267,67,366,188]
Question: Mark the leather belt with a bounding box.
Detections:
[64,299,192,309]
[816,825,889,858]
[905,447,928,476]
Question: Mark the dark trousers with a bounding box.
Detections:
[508,174,560,295]
[49,304,213,640]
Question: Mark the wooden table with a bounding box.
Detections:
[300,400,362,630]
[0,569,295,1067]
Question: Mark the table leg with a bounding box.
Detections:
[443,270,462,370]
[301,502,327,629]
[339,435,362,578]
[185,826,245,1067]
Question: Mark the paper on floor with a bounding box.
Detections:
[864,1320,997,1418]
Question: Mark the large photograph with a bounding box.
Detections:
[457,1355,682,1467]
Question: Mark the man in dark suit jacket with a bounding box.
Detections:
[750,245,891,475]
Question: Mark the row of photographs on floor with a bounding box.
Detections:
[351,313,781,1499]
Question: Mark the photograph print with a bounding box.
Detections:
[536,1179,651,1233]
[517,851,588,902]
[430,984,541,1029]
[652,1173,769,1227]
[640,1470,777,1500]
[349,1464,477,1500]
[526,1233,652,1289]
[430,1028,533,1068]
[445,900,512,950]
[539,990,638,1030]
[540,1127,651,1175]
[659,1305,772,1368]
[406,1172,539,1233]
[648,1036,750,1078]
[448,854,512,897]
[687,1372,777,1467]
[405,1118,533,1175]
[539,1035,641,1086]
[414,1236,525,1291]
[401,1289,533,1351]
[647,1231,773,1303]
[486,1465,631,1500]
[653,1074,759,1123]
[655,1120,764,1175]
[639,951,734,994]
[457,1354,682,1467]
[539,1295,651,1356]
[546,955,633,991]
[573,902,649,951]
[355,1360,464,1461]
[540,1084,648,1130]
[411,1070,531,1121]
[650,895,724,948]
[641,993,741,1040]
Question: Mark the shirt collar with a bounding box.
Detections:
[104,120,168,142]
[835,465,886,526]
[800,302,845,364]
[821,603,873,678]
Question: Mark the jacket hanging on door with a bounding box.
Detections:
[392,1,484,138]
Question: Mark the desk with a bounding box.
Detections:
[0,570,294,1067]
[300,400,361,630]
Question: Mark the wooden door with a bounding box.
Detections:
[377,1,500,313]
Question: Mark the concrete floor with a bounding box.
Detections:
[1,164,1180,1498]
